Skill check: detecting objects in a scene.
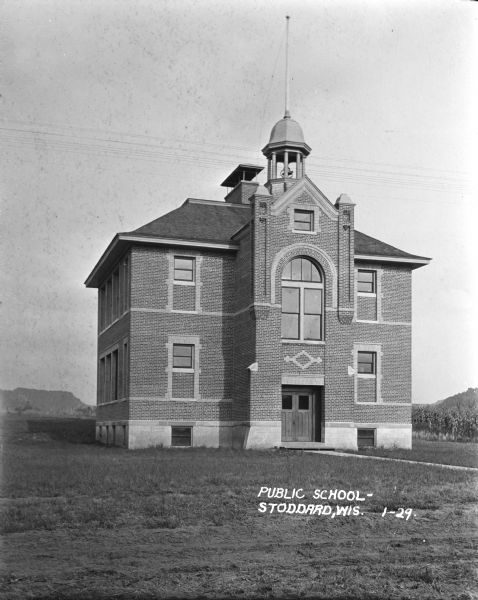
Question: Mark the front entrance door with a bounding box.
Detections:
[281,387,317,442]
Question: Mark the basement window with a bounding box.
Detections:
[357,428,375,448]
[171,426,192,447]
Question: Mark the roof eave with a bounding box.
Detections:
[262,140,312,156]
[85,234,239,288]
[84,234,122,288]
[231,221,251,240]
[354,254,432,269]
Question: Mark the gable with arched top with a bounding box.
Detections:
[270,243,337,308]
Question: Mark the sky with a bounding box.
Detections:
[1,0,477,405]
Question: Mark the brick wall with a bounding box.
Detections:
[381,266,412,322]
[172,372,195,398]
[357,378,377,403]
[93,180,416,445]
[173,285,195,311]
[130,246,169,310]
[128,245,236,424]
[353,310,412,405]
[357,296,377,321]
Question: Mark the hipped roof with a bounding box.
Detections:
[85,198,430,287]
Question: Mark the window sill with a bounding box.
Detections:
[169,398,197,402]
[282,339,325,345]
[357,292,376,297]
[355,401,380,405]
[173,281,196,286]
[98,398,128,406]
[355,319,379,324]
[99,310,129,335]
[172,368,195,373]
[357,374,377,379]
[292,230,317,235]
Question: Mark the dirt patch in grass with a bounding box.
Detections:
[2,504,477,599]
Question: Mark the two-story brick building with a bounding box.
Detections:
[85,112,430,450]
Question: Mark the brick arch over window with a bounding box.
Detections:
[270,243,337,307]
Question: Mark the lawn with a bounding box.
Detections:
[346,438,478,469]
[1,418,477,599]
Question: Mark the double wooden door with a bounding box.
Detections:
[281,387,317,442]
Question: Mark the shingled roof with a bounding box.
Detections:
[86,198,429,287]
[128,198,429,261]
[128,199,250,244]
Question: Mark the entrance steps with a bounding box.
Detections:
[278,442,335,451]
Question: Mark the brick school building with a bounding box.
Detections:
[85,112,429,450]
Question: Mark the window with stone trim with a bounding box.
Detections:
[172,344,194,369]
[174,256,195,282]
[122,340,129,397]
[98,254,130,330]
[355,345,381,404]
[293,209,314,231]
[98,342,128,404]
[99,348,119,403]
[357,270,376,294]
[169,338,199,400]
[357,351,376,375]
[281,257,323,341]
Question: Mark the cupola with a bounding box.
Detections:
[261,17,311,187]
[262,111,311,182]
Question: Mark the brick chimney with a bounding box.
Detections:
[221,164,264,205]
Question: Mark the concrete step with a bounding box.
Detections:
[277,442,336,451]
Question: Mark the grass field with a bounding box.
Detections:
[347,437,478,468]
[1,416,477,600]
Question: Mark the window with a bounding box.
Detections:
[122,341,129,398]
[99,350,119,404]
[171,426,192,447]
[174,257,195,282]
[99,255,130,330]
[281,288,300,338]
[282,395,293,410]
[357,270,376,294]
[293,209,314,231]
[298,395,309,410]
[173,344,194,369]
[99,285,106,330]
[99,357,105,402]
[357,351,376,375]
[357,428,375,448]
[106,279,112,324]
[121,256,129,313]
[282,257,321,282]
[281,257,323,341]
[111,349,119,400]
[112,270,120,320]
[98,345,126,404]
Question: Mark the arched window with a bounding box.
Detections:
[281,257,323,340]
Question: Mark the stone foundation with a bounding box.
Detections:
[96,420,412,450]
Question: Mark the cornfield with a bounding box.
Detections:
[412,406,478,441]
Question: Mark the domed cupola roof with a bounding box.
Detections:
[262,111,311,157]
[269,111,305,145]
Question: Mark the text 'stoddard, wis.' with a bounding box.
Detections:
[257,487,416,519]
